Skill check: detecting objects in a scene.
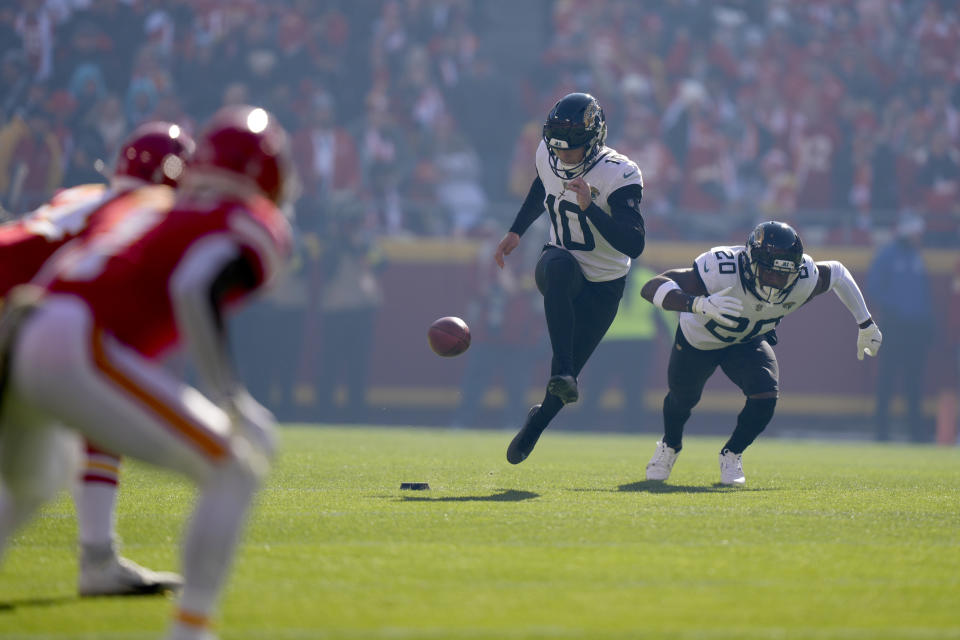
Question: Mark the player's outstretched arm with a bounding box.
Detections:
[494,232,520,269]
[169,244,277,454]
[812,261,882,360]
[496,176,546,269]
[640,268,743,328]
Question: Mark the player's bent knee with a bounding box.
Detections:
[200,452,265,504]
[748,391,779,400]
[224,438,270,489]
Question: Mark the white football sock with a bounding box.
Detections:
[74,453,121,550]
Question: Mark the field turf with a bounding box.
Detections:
[1,425,959,639]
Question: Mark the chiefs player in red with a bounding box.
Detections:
[0,121,193,596]
[0,105,293,640]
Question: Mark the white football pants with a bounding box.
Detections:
[0,295,269,624]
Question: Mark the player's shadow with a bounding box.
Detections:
[400,489,539,503]
[0,595,75,612]
[618,480,749,493]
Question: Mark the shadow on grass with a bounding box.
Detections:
[400,489,539,502]
[617,480,772,493]
[0,595,75,612]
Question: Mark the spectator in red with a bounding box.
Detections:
[293,91,361,201]
[0,107,63,212]
[758,148,798,221]
[790,93,842,211]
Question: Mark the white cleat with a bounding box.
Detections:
[645,440,679,481]
[79,555,183,597]
[719,449,746,486]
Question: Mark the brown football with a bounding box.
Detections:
[427,316,471,357]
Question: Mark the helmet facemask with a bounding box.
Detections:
[543,94,607,179]
[741,234,803,303]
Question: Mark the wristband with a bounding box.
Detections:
[652,280,682,309]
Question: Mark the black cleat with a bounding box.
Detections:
[506,405,543,464]
[547,374,579,404]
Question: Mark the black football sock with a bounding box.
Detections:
[662,392,694,452]
[722,397,777,454]
[528,393,564,432]
[541,260,579,375]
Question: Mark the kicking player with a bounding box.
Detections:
[494,92,646,464]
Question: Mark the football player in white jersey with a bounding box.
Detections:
[640,221,883,485]
[494,93,645,464]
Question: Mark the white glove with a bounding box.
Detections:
[690,286,744,328]
[857,322,882,360]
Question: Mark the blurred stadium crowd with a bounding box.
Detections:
[1,0,959,437]
[1,0,958,246]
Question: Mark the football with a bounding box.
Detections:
[427,316,471,357]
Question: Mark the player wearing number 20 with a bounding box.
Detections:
[494,92,645,464]
[641,221,883,486]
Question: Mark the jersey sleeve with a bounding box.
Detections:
[227,203,292,288]
[606,156,644,194]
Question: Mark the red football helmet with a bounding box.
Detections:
[114,121,195,188]
[192,105,292,204]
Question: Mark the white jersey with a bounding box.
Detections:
[535,140,643,282]
[680,245,819,350]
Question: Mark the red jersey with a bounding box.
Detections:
[46,186,292,358]
[0,184,118,297]
[791,121,841,209]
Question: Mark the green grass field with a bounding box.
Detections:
[1,425,959,639]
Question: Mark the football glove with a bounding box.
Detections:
[857,322,882,360]
[691,286,744,328]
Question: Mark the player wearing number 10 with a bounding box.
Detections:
[640,221,883,485]
[494,92,645,464]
